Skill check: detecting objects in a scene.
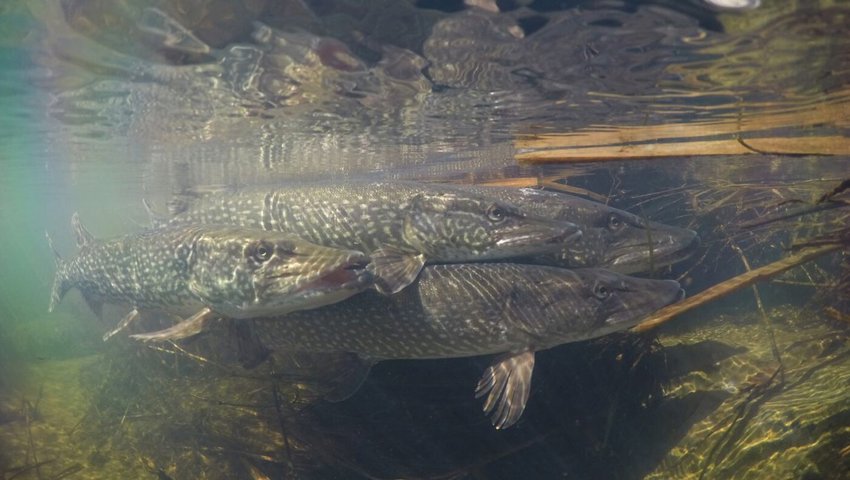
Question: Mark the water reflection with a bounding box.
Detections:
[19,1,844,187]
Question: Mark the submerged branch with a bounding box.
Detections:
[632,244,843,333]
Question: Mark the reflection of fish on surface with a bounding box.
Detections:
[450,186,700,274]
[47,213,373,342]
[160,181,581,294]
[248,263,684,429]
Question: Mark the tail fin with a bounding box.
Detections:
[46,231,69,312]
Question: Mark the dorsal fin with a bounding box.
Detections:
[45,231,62,264]
[142,199,168,228]
[70,212,94,248]
[46,231,68,313]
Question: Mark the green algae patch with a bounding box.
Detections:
[645,308,850,480]
[0,355,149,479]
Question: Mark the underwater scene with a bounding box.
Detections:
[1,0,849,479]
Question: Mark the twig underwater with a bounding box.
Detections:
[632,243,843,333]
[634,177,850,332]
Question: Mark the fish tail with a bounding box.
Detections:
[46,231,69,312]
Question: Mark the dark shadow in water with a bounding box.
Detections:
[299,335,739,479]
[662,340,749,379]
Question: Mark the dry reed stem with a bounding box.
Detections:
[516,100,849,148]
[515,136,850,163]
[515,91,850,162]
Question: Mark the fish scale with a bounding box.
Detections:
[48,215,374,342]
[163,181,580,294]
[249,263,683,429]
[61,227,201,311]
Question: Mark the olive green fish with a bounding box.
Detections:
[449,186,699,274]
[48,213,372,341]
[249,264,683,429]
[161,181,581,294]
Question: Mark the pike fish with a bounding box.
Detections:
[161,181,581,294]
[249,264,683,429]
[450,186,699,274]
[48,213,372,342]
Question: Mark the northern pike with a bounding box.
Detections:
[248,264,683,429]
[48,213,372,341]
[161,181,581,294]
[449,186,699,274]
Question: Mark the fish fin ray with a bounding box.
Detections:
[45,231,62,263]
[475,350,535,429]
[142,199,168,228]
[103,308,140,341]
[370,246,425,294]
[46,231,68,312]
[82,292,105,320]
[129,307,216,342]
[168,185,234,216]
[232,320,271,369]
[137,7,211,55]
[324,356,374,402]
[70,212,94,248]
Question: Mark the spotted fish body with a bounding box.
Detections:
[163,181,581,293]
[49,214,373,341]
[250,263,683,428]
[450,186,700,274]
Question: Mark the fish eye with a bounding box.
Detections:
[487,204,507,223]
[607,214,624,231]
[593,283,611,300]
[250,242,274,263]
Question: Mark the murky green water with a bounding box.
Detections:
[1,1,849,479]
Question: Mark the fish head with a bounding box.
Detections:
[550,198,699,273]
[403,192,581,261]
[516,268,683,344]
[599,214,699,274]
[187,229,373,318]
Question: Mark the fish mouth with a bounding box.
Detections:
[298,258,373,293]
[606,228,699,273]
[495,221,582,251]
[250,255,373,316]
[605,279,684,327]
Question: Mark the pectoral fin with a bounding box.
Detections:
[475,350,535,430]
[138,7,211,55]
[129,307,216,342]
[370,246,425,295]
[82,292,104,321]
[232,320,271,369]
[103,308,140,341]
[324,356,374,402]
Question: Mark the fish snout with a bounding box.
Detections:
[606,224,701,273]
[680,228,700,253]
[550,223,582,245]
[659,279,685,304]
[602,277,683,329]
[495,219,581,250]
